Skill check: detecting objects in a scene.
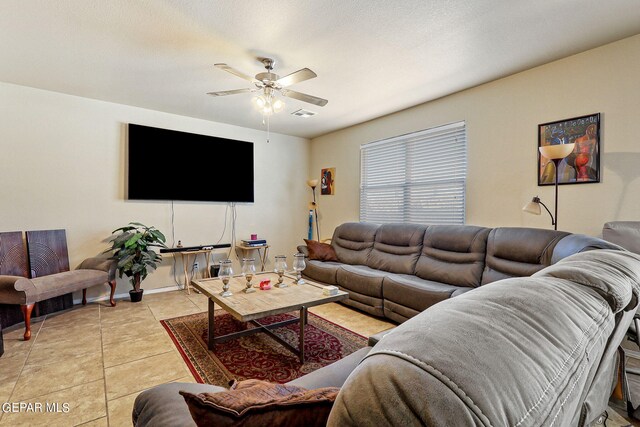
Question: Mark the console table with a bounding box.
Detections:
[162,245,230,294]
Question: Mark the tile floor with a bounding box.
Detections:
[0,289,634,426]
[0,289,394,426]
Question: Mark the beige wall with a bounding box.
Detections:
[0,82,310,301]
[310,34,640,238]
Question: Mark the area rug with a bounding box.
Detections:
[161,310,367,387]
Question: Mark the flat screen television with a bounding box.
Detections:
[127,124,254,202]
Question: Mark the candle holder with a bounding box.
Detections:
[293,253,306,284]
[219,260,233,297]
[242,258,256,293]
[274,255,288,288]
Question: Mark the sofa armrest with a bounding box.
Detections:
[0,275,35,305]
[78,257,117,281]
[297,245,309,257]
[133,382,226,427]
[603,221,640,254]
[551,234,622,264]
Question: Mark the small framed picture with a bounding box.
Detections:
[538,113,600,186]
[320,168,335,195]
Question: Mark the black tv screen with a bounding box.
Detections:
[127,124,254,202]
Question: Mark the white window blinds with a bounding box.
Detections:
[360,121,467,225]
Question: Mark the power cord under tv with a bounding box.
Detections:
[170,200,182,288]
[229,202,238,260]
[169,200,238,282]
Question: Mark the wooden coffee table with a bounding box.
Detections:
[191,272,348,363]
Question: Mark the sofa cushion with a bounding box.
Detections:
[331,222,379,265]
[180,379,338,427]
[481,227,569,285]
[336,265,386,299]
[17,270,109,304]
[367,328,395,347]
[415,225,490,288]
[302,260,342,285]
[304,239,339,262]
[382,274,464,313]
[288,347,371,389]
[366,223,425,274]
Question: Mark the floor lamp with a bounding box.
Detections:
[523,143,575,230]
[307,179,320,241]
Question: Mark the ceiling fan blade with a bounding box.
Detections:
[280,89,328,107]
[276,68,317,87]
[207,88,254,96]
[214,63,259,83]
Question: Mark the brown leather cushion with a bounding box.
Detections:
[180,379,339,427]
[304,239,339,262]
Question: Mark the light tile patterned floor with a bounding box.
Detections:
[0,289,633,426]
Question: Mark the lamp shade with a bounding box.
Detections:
[539,143,576,160]
[522,199,542,215]
[307,179,319,188]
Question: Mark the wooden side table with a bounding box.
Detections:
[178,249,213,294]
[235,244,270,271]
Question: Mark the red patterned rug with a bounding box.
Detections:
[160,310,367,386]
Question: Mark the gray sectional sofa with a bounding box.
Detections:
[299,222,619,323]
[133,248,640,426]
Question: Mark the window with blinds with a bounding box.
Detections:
[360,121,467,225]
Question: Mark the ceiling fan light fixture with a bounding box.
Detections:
[252,95,266,109]
[272,98,285,112]
[252,92,284,116]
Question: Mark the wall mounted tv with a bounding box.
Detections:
[127,124,254,202]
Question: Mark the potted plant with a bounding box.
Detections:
[106,222,167,302]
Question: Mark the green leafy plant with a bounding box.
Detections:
[106,222,167,292]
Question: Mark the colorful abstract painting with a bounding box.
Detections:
[538,113,600,186]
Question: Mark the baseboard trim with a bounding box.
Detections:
[72,284,184,305]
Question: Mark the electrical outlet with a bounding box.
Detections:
[193,262,199,270]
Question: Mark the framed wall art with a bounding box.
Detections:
[320,167,335,195]
[538,113,600,186]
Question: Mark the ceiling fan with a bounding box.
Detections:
[207,58,328,115]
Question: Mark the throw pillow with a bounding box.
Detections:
[304,239,339,262]
[180,379,339,427]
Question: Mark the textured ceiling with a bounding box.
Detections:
[1,0,639,139]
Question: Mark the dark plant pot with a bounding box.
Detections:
[129,289,144,303]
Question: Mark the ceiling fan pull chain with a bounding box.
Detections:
[266,115,270,143]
